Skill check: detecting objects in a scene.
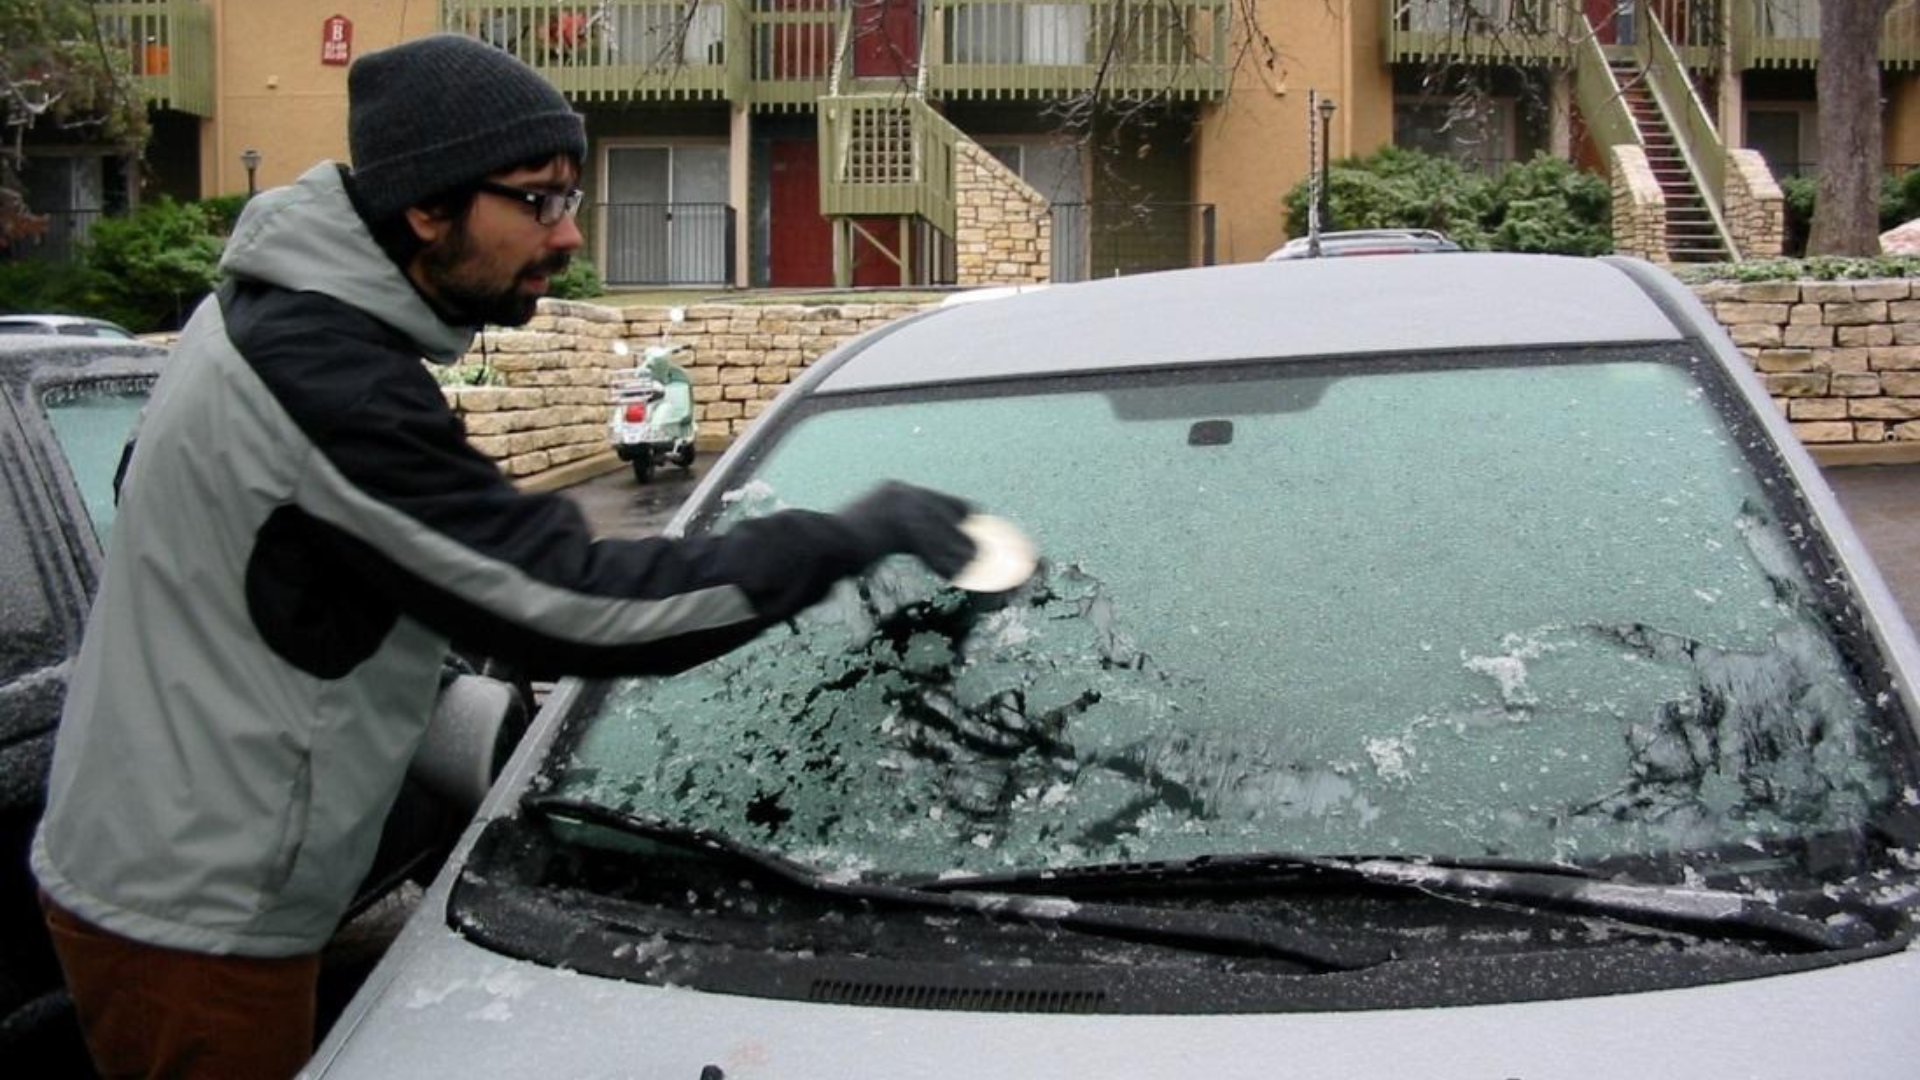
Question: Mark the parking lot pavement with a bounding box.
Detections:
[1822,462,1920,636]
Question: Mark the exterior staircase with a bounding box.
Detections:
[1609,58,1727,263]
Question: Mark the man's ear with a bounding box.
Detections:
[405,205,452,245]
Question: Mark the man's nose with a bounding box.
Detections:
[549,212,585,252]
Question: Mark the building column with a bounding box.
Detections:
[730,104,751,289]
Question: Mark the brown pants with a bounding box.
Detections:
[40,893,321,1080]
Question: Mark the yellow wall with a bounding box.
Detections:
[199,0,437,197]
[1193,0,1392,265]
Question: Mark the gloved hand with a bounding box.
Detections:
[837,481,977,580]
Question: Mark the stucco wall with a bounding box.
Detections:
[454,278,1920,479]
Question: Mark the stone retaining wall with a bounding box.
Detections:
[1610,146,1668,264]
[954,141,1051,287]
[445,298,934,477]
[1700,278,1920,446]
[451,278,1920,478]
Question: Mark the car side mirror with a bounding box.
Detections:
[409,673,530,814]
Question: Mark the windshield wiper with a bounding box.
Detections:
[920,852,1879,953]
[519,794,1390,971]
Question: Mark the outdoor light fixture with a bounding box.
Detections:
[1316,97,1337,235]
[241,148,262,197]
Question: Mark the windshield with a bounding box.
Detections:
[542,348,1907,884]
[42,382,146,541]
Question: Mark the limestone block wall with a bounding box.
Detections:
[953,140,1052,287]
[1611,145,1668,264]
[1699,278,1920,445]
[445,298,935,476]
[449,278,1920,478]
[1724,149,1785,260]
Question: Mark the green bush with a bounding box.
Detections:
[1485,154,1612,256]
[1281,148,1609,256]
[1283,147,1494,249]
[547,256,604,300]
[79,198,226,332]
[1671,255,1920,283]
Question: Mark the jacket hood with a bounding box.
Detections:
[220,162,475,364]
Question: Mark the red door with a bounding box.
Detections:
[769,139,830,286]
[854,0,919,79]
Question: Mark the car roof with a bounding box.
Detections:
[0,335,167,391]
[813,254,1689,394]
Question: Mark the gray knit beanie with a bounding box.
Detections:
[348,34,586,222]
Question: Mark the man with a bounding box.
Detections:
[31,34,973,1080]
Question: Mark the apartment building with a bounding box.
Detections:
[16,0,1920,280]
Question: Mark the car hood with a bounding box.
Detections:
[306,912,1920,1079]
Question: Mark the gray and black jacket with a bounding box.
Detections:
[32,163,875,956]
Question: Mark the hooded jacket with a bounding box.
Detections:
[32,163,878,956]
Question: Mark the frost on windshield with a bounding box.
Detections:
[549,358,1899,881]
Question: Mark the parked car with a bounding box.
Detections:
[306,255,1920,1080]
[0,337,526,1068]
[1265,228,1462,260]
[0,314,140,341]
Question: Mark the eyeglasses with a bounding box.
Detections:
[475,180,584,226]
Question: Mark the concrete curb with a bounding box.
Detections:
[514,437,737,493]
[1812,443,1920,468]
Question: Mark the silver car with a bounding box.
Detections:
[306,255,1920,1079]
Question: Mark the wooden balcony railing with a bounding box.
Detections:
[925,0,1229,101]
[1382,0,1577,66]
[444,0,1226,106]
[94,0,214,116]
[440,0,743,101]
[1736,0,1920,71]
[1386,0,1920,71]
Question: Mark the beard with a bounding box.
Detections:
[417,217,570,328]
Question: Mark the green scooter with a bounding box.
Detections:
[608,341,697,483]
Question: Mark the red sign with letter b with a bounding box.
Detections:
[322,15,353,66]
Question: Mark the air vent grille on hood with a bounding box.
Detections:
[809,979,1107,1014]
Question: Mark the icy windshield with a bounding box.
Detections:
[42,382,146,542]
[547,352,1900,881]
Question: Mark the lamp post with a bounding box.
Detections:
[1316,97,1337,235]
[241,148,262,198]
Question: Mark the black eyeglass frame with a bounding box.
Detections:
[474,180,585,226]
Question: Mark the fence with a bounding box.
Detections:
[595,202,736,285]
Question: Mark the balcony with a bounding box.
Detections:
[925,0,1230,101]
[1385,0,1920,71]
[94,0,214,116]
[1736,0,1920,71]
[443,0,1227,107]
[441,1,745,102]
[1382,0,1577,66]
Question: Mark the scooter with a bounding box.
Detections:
[608,340,697,483]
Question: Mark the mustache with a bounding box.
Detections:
[523,253,571,279]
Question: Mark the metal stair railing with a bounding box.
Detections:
[1639,5,1738,259]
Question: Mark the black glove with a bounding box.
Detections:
[837,481,976,579]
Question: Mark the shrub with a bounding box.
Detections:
[1671,255,1920,284]
[1281,147,1609,256]
[1485,154,1612,256]
[1283,147,1493,249]
[80,198,225,332]
[547,256,604,300]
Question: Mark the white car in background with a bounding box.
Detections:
[306,255,1920,1079]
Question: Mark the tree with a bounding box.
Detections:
[1806,0,1895,256]
[0,0,148,249]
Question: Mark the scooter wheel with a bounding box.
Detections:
[671,444,696,469]
[631,457,654,483]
